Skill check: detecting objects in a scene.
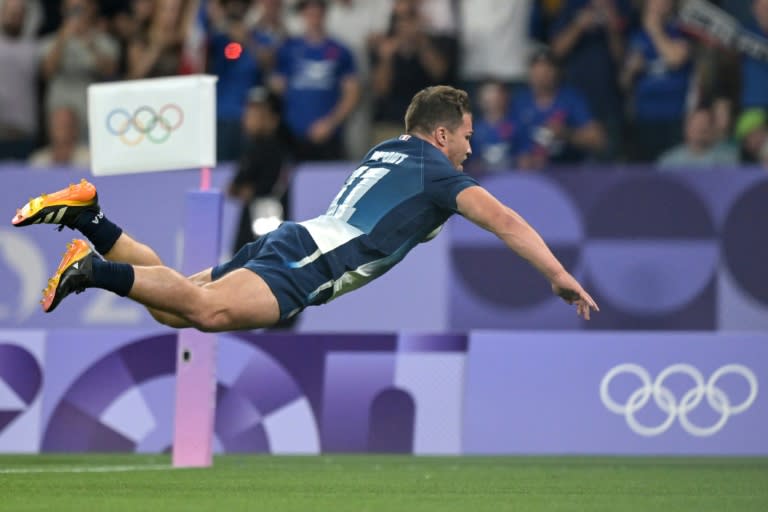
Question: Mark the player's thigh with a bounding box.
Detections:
[201,268,280,330]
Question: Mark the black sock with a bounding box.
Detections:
[73,209,123,255]
[91,259,135,296]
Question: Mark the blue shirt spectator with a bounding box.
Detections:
[471,117,517,172]
[625,23,692,121]
[741,1,768,109]
[210,29,277,121]
[466,80,516,173]
[507,50,604,169]
[270,0,359,161]
[549,0,632,159]
[203,0,285,161]
[275,36,356,139]
[620,0,692,162]
[509,85,595,165]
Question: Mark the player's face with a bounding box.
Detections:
[445,113,473,171]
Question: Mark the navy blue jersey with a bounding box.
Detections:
[298,135,479,303]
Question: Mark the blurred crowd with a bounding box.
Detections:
[2,0,768,179]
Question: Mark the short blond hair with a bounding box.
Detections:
[405,86,471,135]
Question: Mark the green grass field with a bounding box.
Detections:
[0,455,766,512]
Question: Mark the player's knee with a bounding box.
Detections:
[188,308,231,333]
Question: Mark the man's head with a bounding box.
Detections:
[222,0,250,20]
[735,108,768,161]
[478,79,509,121]
[132,0,155,22]
[405,85,473,171]
[242,86,281,136]
[684,106,715,151]
[62,0,97,23]
[528,49,559,95]
[754,0,768,30]
[1,0,26,38]
[297,0,326,33]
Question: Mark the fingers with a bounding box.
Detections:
[576,300,590,320]
[581,290,600,312]
[575,295,599,321]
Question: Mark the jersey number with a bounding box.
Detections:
[327,166,390,221]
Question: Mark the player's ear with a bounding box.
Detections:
[435,126,448,146]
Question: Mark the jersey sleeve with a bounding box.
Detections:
[423,161,480,212]
[274,40,291,79]
[337,44,357,78]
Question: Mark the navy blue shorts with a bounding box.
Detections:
[210,222,331,320]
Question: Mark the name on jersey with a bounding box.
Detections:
[370,151,409,165]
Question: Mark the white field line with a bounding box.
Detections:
[0,464,173,474]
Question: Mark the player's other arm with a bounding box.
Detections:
[456,185,599,319]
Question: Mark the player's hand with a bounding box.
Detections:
[550,271,599,320]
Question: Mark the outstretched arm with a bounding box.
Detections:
[456,186,599,320]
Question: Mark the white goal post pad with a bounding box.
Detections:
[88,75,217,176]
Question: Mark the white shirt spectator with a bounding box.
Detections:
[0,29,39,138]
[459,0,532,82]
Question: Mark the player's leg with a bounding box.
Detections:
[99,232,217,326]
[129,267,280,331]
[42,240,280,330]
[13,179,212,325]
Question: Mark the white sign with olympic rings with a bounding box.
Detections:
[88,75,217,175]
[105,104,185,146]
[600,363,758,437]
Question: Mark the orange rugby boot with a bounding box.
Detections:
[12,178,98,229]
[41,239,96,313]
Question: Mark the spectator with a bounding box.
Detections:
[465,79,516,174]
[126,0,198,79]
[734,108,768,166]
[0,0,40,160]
[509,49,605,170]
[740,0,768,110]
[549,0,632,160]
[40,0,119,141]
[207,0,285,161]
[326,0,393,158]
[458,0,533,98]
[369,0,449,144]
[0,0,42,38]
[415,0,459,85]
[657,105,739,169]
[530,0,568,44]
[227,87,287,252]
[620,0,693,162]
[110,0,156,76]
[270,0,359,161]
[28,105,89,167]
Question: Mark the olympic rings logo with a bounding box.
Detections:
[105,104,184,146]
[600,363,758,437]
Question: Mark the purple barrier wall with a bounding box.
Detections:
[463,331,767,455]
[293,167,768,332]
[1,330,765,455]
[1,166,765,331]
